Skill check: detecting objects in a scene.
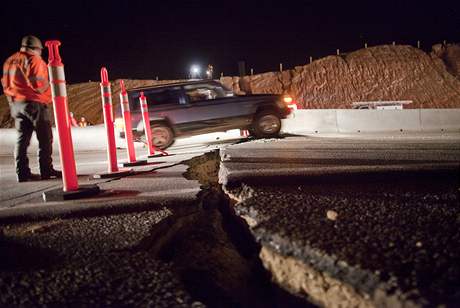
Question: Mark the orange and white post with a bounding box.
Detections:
[100,67,119,173]
[139,92,169,157]
[45,40,78,191]
[139,92,156,156]
[42,41,99,201]
[118,80,147,166]
[91,68,133,179]
[119,80,136,162]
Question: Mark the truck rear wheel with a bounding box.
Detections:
[151,124,174,150]
[251,111,281,138]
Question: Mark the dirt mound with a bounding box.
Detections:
[1,43,459,128]
[221,43,460,109]
[431,43,460,79]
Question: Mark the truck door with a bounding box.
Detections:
[182,83,247,133]
[129,87,186,131]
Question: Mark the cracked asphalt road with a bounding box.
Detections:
[1,133,459,307]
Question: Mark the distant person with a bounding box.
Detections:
[1,35,62,182]
[69,112,79,127]
[79,117,88,127]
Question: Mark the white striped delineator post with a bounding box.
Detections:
[118,80,147,167]
[42,40,100,202]
[91,68,133,179]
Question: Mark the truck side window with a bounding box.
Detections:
[146,88,182,106]
[129,87,183,108]
[186,88,216,102]
[184,84,223,102]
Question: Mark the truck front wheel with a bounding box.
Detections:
[151,124,174,150]
[251,111,281,138]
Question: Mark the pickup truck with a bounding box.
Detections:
[115,80,295,149]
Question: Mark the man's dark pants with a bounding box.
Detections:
[9,101,54,177]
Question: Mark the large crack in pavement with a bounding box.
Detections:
[138,150,312,307]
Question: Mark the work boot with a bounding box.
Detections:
[41,169,63,180]
[17,173,42,183]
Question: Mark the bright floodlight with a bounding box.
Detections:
[190,65,201,79]
[191,65,200,74]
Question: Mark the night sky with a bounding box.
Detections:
[1,0,459,84]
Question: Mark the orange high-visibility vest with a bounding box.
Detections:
[1,51,51,104]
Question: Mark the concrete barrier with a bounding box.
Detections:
[1,109,459,155]
[336,109,422,133]
[421,109,460,132]
[281,109,338,134]
[282,109,460,135]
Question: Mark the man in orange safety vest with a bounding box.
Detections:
[2,35,62,182]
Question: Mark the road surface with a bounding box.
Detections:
[1,132,459,307]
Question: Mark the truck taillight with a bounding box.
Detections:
[283,95,298,112]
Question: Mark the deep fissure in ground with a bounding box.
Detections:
[141,150,311,308]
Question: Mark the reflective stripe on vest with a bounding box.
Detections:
[3,69,21,77]
[29,76,47,82]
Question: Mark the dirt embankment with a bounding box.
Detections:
[1,43,459,128]
[221,43,460,109]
